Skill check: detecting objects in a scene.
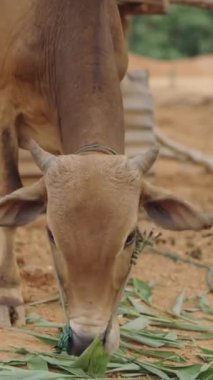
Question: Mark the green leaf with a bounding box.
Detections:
[74,336,110,377]
[132,278,153,302]
[121,329,182,348]
[13,328,58,346]
[195,332,213,340]
[0,365,71,379]
[198,367,213,380]
[120,342,186,362]
[150,318,213,333]
[27,355,48,371]
[199,347,213,362]
[140,362,170,379]
[128,297,156,316]
[175,364,210,380]
[26,313,63,328]
[0,359,27,367]
[122,316,150,331]
[172,290,185,316]
[198,295,213,315]
[200,347,213,355]
[117,303,140,317]
[108,362,141,373]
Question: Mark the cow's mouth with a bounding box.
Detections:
[67,317,119,356]
[67,329,97,356]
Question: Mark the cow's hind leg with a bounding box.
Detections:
[0,125,25,327]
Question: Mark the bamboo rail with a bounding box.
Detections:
[118,0,213,14]
[171,0,213,9]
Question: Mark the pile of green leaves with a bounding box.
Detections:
[0,277,213,379]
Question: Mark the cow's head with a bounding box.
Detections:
[0,141,212,355]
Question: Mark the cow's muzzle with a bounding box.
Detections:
[67,329,97,356]
[68,317,119,356]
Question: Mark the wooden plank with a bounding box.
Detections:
[171,0,213,8]
[117,0,213,12]
[118,3,167,15]
[118,0,167,4]
[117,0,169,15]
[125,130,156,143]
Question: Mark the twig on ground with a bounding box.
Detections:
[27,295,59,306]
[148,247,213,292]
[156,127,213,172]
[149,247,211,270]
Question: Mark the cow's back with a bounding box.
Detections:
[0,1,61,153]
[0,1,127,155]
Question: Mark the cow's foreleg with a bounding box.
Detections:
[0,124,25,327]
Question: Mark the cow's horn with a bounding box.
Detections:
[128,145,159,174]
[29,140,56,173]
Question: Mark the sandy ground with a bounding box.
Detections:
[128,53,213,77]
[0,55,213,369]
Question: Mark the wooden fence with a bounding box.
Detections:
[118,0,213,14]
[121,70,156,156]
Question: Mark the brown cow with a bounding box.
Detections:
[0,0,212,355]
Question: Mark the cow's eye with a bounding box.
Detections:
[46,227,55,244]
[125,229,136,248]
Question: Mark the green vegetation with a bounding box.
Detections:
[0,234,212,378]
[1,278,213,379]
[129,5,213,59]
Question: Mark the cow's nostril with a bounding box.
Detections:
[67,329,96,356]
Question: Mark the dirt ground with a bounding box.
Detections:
[0,55,213,368]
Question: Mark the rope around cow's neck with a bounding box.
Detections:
[74,143,118,156]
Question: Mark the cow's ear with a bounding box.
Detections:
[141,181,212,231]
[0,179,46,226]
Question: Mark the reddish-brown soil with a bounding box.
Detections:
[0,55,213,368]
[128,53,213,77]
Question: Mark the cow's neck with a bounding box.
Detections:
[37,1,127,155]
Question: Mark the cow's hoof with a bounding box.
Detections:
[0,305,11,327]
[0,287,25,327]
[0,304,26,327]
